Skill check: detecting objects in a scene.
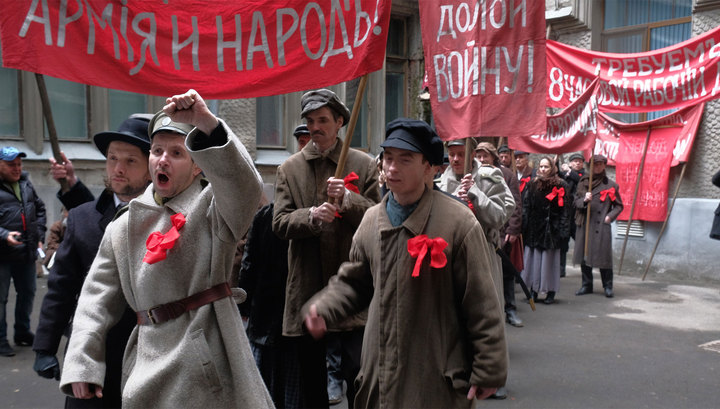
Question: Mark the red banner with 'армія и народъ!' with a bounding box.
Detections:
[0,0,390,99]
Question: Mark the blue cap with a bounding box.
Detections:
[381,118,444,166]
[0,147,27,161]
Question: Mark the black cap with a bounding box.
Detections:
[497,145,511,154]
[93,115,152,157]
[590,154,608,163]
[568,153,585,162]
[300,89,351,127]
[381,118,444,166]
[514,150,529,156]
[446,137,478,150]
[293,124,310,138]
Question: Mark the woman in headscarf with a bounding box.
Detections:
[521,156,569,304]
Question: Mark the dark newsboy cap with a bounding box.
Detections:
[293,124,310,138]
[514,150,529,156]
[497,145,511,154]
[590,154,608,163]
[381,118,444,166]
[568,153,585,162]
[446,137,478,150]
[93,115,152,157]
[148,111,195,139]
[300,89,351,127]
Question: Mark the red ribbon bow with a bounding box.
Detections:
[519,176,531,193]
[343,172,360,194]
[545,186,565,207]
[600,187,616,202]
[143,213,186,264]
[407,235,448,278]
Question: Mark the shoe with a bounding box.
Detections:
[604,288,614,298]
[543,291,556,304]
[575,287,593,296]
[0,340,15,357]
[14,331,34,347]
[327,381,343,405]
[505,310,523,327]
[560,269,566,278]
[489,386,507,400]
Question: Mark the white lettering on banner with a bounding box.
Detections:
[531,95,597,143]
[438,0,526,40]
[593,137,619,162]
[433,41,534,101]
[15,0,384,76]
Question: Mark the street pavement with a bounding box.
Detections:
[2,265,719,408]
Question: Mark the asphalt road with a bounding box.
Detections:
[2,266,719,408]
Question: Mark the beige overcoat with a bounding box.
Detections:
[59,121,274,408]
[273,138,380,336]
[306,188,508,408]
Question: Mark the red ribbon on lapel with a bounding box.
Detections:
[600,187,616,202]
[519,176,531,193]
[343,172,360,193]
[407,235,448,278]
[545,187,565,207]
[143,213,186,264]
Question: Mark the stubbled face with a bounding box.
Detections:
[0,157,22,183]
[149,132,202,199]
[569,158,584,171]
[296,135,311,151]
[537,158,552,177]
[382,147,430,204]
[105,141,151,202]
[475,150,494,166]
[592,161,607,175]
[448,145,466,176]
[305,106,343,152]
[515,154,528,170]
[499,152,512,167]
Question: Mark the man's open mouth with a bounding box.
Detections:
[157,172,169,184]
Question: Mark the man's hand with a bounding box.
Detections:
[457,173,473,201]
[304,304,327,340]
[6,231,22,246]
[163,89,218,135]
[584,192,592,202]
[326,177,346,206]
[604,216,612,224]
[71,382,103,399]
[504,234,518,245]
[311,202,339,225]
[34,352,60,380]
[48,151,77,188]
[467,385,497,401]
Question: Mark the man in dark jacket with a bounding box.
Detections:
[559,152,586,277]
[0,146,47,357]
[32,116,152,408]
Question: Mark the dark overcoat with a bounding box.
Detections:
[0,172,46,262]
[522,177,570,250]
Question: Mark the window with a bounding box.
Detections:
[0,43,20,138]
[109,89,148,131]
[44,77,87,139]
[385,17,408,124]
[602,0,692,122]
[256,95,284,148]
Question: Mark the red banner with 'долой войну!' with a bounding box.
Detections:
[0,0,390,99]
[419,0,547,140]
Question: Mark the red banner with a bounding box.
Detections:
[508,78,598,153]
[0,0,390,99]
[547,25,720,113]
[589,103,704,166]
[419,0,546,139]
[615,129,678,222]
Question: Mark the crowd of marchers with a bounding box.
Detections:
[1,88,635,409]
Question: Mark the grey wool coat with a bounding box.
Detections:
[306,188,508,408]
[272,138,380,336]
[572,173,624,269]
[59,120,274,409]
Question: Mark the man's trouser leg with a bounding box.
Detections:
[501,256,517,313]
[0,263,11,342]
[600,268,613,290]
[580,263,594,290]
[326,332,343,402]
[340,328,364,409]
[297,334,329,408]
[11,261,36,337]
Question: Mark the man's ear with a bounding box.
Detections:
[192,163,203,178]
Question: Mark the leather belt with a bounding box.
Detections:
[136,283,232,325]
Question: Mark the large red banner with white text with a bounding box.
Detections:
[419,0,546,140]
[0,0,390,99]
[547,25,720,113]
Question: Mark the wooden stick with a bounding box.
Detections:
[34,73,69,192]
[641,162,687,281]
[583,155,595,262]
[329,74,369,204]
[618,126,652,275]
[463,139,473,175]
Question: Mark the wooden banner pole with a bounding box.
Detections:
[641,162,688,280]
[618,126,652,275]
[34,73,69,192]
[583,155,595,262]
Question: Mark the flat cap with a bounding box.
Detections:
[381,118,444,166]
[148,111,195,139]
[568,153,585,162]
[590,154,608,163]
[93,115,151,157]
[514,149,529,156]
[497,145,511,154]
[293,124,310,138]
[475,142,499,159]
[300,89,351,127]
[0,146,27,161]
[446,137,478,150]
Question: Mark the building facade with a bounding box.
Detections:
[1,0,718,281]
